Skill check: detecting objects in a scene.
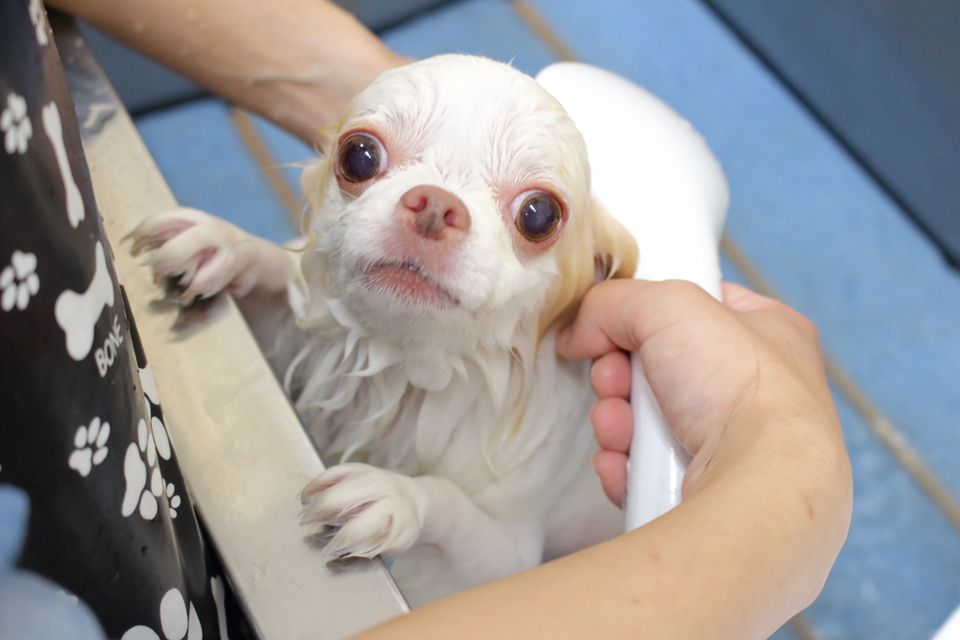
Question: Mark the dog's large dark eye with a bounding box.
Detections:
[516,192,562,242]
[338,133,384,183]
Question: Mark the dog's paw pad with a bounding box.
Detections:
[127,207,250,304]
[127,207,209,253]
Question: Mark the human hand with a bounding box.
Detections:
[557,279,847,508]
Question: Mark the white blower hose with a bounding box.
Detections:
[537,63,729,531]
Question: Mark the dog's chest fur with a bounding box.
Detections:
[279,290,596,520]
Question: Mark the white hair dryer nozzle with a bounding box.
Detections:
[537,62,729,531]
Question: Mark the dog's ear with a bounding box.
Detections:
[590,198,638,281]
[537,199,638,337]
[300,124,339,234]
[312,123,339,158]
[300,157,330,209]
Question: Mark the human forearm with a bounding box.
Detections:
[352,411,850,640]
[550,279,853,638]
[47,0,409,144]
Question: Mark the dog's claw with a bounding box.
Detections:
[298,463,424,559]
[126,206,263,304]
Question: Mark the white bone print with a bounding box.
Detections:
[41,102,85,228]
[55,241,115,361]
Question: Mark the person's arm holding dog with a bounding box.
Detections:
[353,279,852,640]
[42,1,851,633]
[45,0,409,146]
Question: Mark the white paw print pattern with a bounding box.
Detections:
[67,417,110,477]
[28,0,49,46]
[122,416,177,520]
[134,367,183,516]
[165,477,183,518]
[1,93,32,154]
[121,588,202,640]
[1,250,39,312]
[149,463,183,519]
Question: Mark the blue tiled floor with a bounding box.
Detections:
[131,0,960,637]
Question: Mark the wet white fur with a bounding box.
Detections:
[130,55,636,606]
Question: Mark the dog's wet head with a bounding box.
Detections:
[301,55,636,350]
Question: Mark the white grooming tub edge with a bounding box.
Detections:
[537,63,729,530]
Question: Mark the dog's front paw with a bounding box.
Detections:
[300,463,425,560]
[127,207,260,304]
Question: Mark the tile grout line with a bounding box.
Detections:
[227,107,305,227]
[510,0,960,535]
[511,0,580,63]
[721,236,960,533]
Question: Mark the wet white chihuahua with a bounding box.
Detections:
[131,54,638,605]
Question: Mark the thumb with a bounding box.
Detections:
[556,280,640,360]
[556,279,721,361]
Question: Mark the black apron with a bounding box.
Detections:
[0,1,252,636]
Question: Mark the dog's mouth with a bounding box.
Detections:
[362,261,458,308]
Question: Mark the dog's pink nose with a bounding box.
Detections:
[399,185,471,240]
